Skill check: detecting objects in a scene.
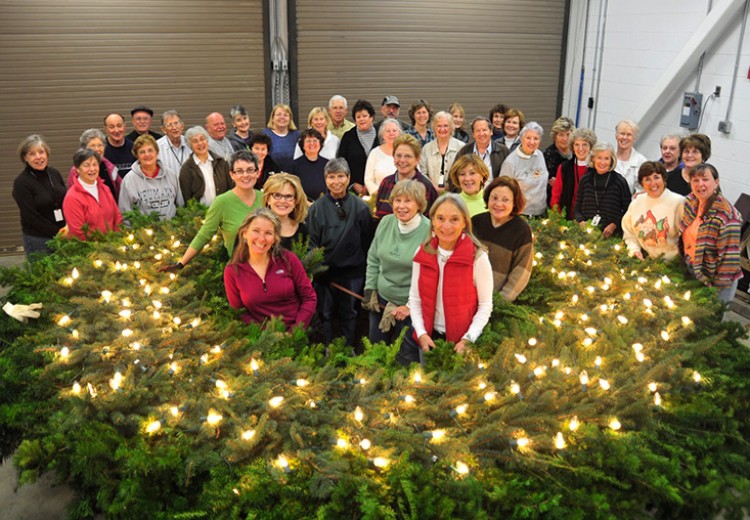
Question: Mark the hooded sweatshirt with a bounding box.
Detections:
[118,160,183,221]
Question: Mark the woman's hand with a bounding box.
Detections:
[157,262,184,273]
[418,334,435,352]
[632,250,644,260]
[351,183,368,196]
[391,305,410,321]
[454,339,470,355]
[602,223,617,238]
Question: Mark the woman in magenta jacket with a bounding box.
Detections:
[62,149,122,240]
[224,208,317,330]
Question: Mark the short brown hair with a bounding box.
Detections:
[132,134,159,157]
[637,161,667,184]
[503,108,526,130]
[679,133,711,161]
[17,134,50,163]
[483,176,526,216]
[392,134,422,160]
[448,154,490,192]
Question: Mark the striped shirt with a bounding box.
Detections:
[679,194,742,288]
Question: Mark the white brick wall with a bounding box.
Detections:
[562,0,750,204]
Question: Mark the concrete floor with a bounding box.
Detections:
[1,252,749,518]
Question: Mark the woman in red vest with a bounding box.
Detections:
[397,193,494,366]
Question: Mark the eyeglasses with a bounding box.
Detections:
[164,122,183,129]
[232,168,257,176]
[270,192,295,201]
[334,200,346,220]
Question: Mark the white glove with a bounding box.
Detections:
[3,302,43,323]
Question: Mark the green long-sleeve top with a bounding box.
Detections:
[188,189,262,255]
[365,213,430,305]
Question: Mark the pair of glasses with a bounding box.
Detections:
[164,122,183,129]
[334,201,346,220]
[270,192,295,201]
[233,169,257,176]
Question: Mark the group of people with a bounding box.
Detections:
[11,95,742,366]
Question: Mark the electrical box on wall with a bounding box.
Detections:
[680,92,703,130]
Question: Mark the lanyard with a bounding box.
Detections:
[592,172,611,213]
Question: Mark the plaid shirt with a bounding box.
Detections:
[375,171,438,220]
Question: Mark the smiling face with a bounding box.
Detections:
[230,159,259,190]
[458,166,483,195]
[690,169,719,205]
[161,115,184,143]
[251,143,268,163]
[267,183,296,218]
[520,130,541,155]
[86,137,106,158]
[572,139,591,162]
[233,114,250,134]
[554,130,571,152]
[413,107,430,127]
[394,144,418,178]
[272,108,291,132]
[492,112,505,131]
[104,114,126,146]
[189,133,209,158]
[473,120,492,149]
[131,111,152,134]
[682,146,703,169]
[136,144,158,172]
[641,172,666,199]
[329,100,347,125]
[303,136,321,158]
[452,110,464,130]
[432,200,467,250]
[488,185,515,225]
[354,109,373,132]
[243,217,277,259]
[381,122,401,145]
[434,116,451,140]
[76,156,100,185]
[325,171,349,199]
[616,124,636,152]
[593,151,613,174]
[392,194,420,223]
[311,113,328,136]
[206,113,227,140]
[503,116,520,138]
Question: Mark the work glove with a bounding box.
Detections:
[379,301,399,332]
[3,302,43,323]
[361,289,380,312]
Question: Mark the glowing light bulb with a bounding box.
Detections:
[269,396,284,408]
[515,437,530,448]
[551,358,560,367]
[215,379,228,390]
[60,346,70,359]
[122,328,133,337]
[402,394,415,404]
[146,420,161,434]
[654,392,662,407]
[594,356,602,367]
[483,392,496,402]
[660,330,670,341]
[477,381,487,390]
[119,309,132,319]
[584,327,597,337]
[579,370,589,386]
[413,371,422,383]
[190,318,201,328]
[353,406,364,422]
[554,432,566,450]
[372,457,390,469]
[616,314,629,325]
[359,438,371,450]
[632,343,643,353]
[170,406,180,417]
[206,412,223,425]
[276,454,290,472]
[109,371,123,391]
[692,371,702,383]
[569,417,580,431]
[571,294,579,303]
[681,316,692,326]
[426,429,446,442]
[623,292,631,300]
[477,362,486,370]
[454,461,469,475]
[609,418,622,431]
[250,359,260,374]
[514,353,527,364]
[152,311,161,320]
[454,404,468,415]
[648,382,658,392]
[101,290,112,303]
[58,315,72,327]
[510,382,521,395]
[172,317,181,326]
[599,379,610,390]
[87,383,97,397]
[528,337,537,346]
[72,382,81,394]
[94,259,103,268]
[684,290,691,301]
[533,366,545,378]
[295,378,309,387]
[336,438,349,449]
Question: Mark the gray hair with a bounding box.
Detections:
[470,116,491,133]
[79,128,107,148]
[659,133,682,146]
[328,94,348,109]
[17,134,50,163]
[160,109,181,125]
[550,116,575,138]
[389,179,427,213]
[616,119,640,139]
[185,126,209,143]
[431,111,455,134]
[324,157,350,177]
[229,105,248,120]
[229,150,259,171]
[377,118,403,141]
[589,142,617,170]
[520,122,544,139]
[571,128,598,149]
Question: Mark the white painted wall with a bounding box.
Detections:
[561,0,750,204]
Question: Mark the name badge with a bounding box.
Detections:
[591,214,601,226]
[54,209,64,222]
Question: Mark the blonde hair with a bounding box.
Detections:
[229,208,282,265]
[423,193,485,257]
[448,154,490,192]
[389,180,428,213]
[261,173,309,224]
[392,134,422,161]
[307,107,332,129]
[266,104,298,131]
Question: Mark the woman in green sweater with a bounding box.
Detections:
[364,180,431,344]
[160,150,263,271]
[449,154,489,217]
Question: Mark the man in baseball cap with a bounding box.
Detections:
[127,105,162,142]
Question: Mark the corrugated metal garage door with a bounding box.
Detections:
[294,0,567,139]
[0,0,266,253]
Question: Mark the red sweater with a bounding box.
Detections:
[414,235,478,342]
[224,250,317,330]
[62,177,122,240]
